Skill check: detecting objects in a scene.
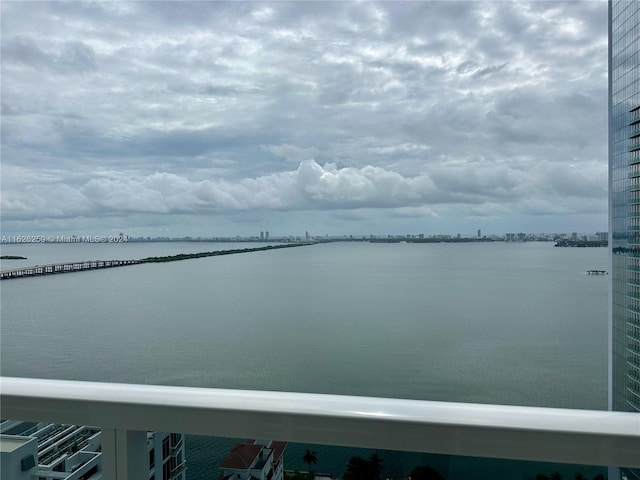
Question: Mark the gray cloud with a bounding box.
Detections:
[1,158,605,223]
[0,1,608,236]
[262,144,319,163]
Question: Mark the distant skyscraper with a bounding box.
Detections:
[265,230,269,240]
[610,1,640,478]
[260,231,264,240]
[477,229,481,238]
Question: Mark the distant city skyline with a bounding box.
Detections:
[1,2,607,237]
[0,229,609,245]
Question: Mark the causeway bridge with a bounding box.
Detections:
[0,243,313,280]
[0,259,141,280]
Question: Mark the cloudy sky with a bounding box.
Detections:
[1,1,608,238]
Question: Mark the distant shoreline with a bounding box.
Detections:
[554,240,607,247]
[369,237,496,244]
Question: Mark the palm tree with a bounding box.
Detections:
[369,453,383,480]
[342,454,384,480]
[302,449,318,475]
[409,465,445,480]
[343,456,369,480]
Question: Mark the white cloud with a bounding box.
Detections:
[392,206,439,218]
[262,143,319,163]
[1,159,606,225]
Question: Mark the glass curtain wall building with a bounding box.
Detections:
[610,0,640,412]
[610,1,640,479]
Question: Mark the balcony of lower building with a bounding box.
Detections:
[170,459,187,480]
[627,344,640,358]
[625,382,640,405]
[630,126,640,138]
[170,435,184,457]
[626,402,640,414]
[626,237,640,246]
[628,317,640,327]
[628,330,640,344]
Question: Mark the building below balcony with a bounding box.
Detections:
[219,439,287,480]
[0,420,186,480]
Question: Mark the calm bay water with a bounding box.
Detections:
[0,241,609,479]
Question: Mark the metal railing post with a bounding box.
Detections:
[102,429,147,480]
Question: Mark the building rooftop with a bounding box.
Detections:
[271,441,286,462]
[0,435,34,453]
[220,442,264,470]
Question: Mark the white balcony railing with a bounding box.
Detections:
[1,376,639,479]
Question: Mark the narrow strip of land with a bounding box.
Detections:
[554,240,607,247]
[0,243,313,280]
[139,243,310,262]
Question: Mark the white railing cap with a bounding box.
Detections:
[2,376,639,468]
